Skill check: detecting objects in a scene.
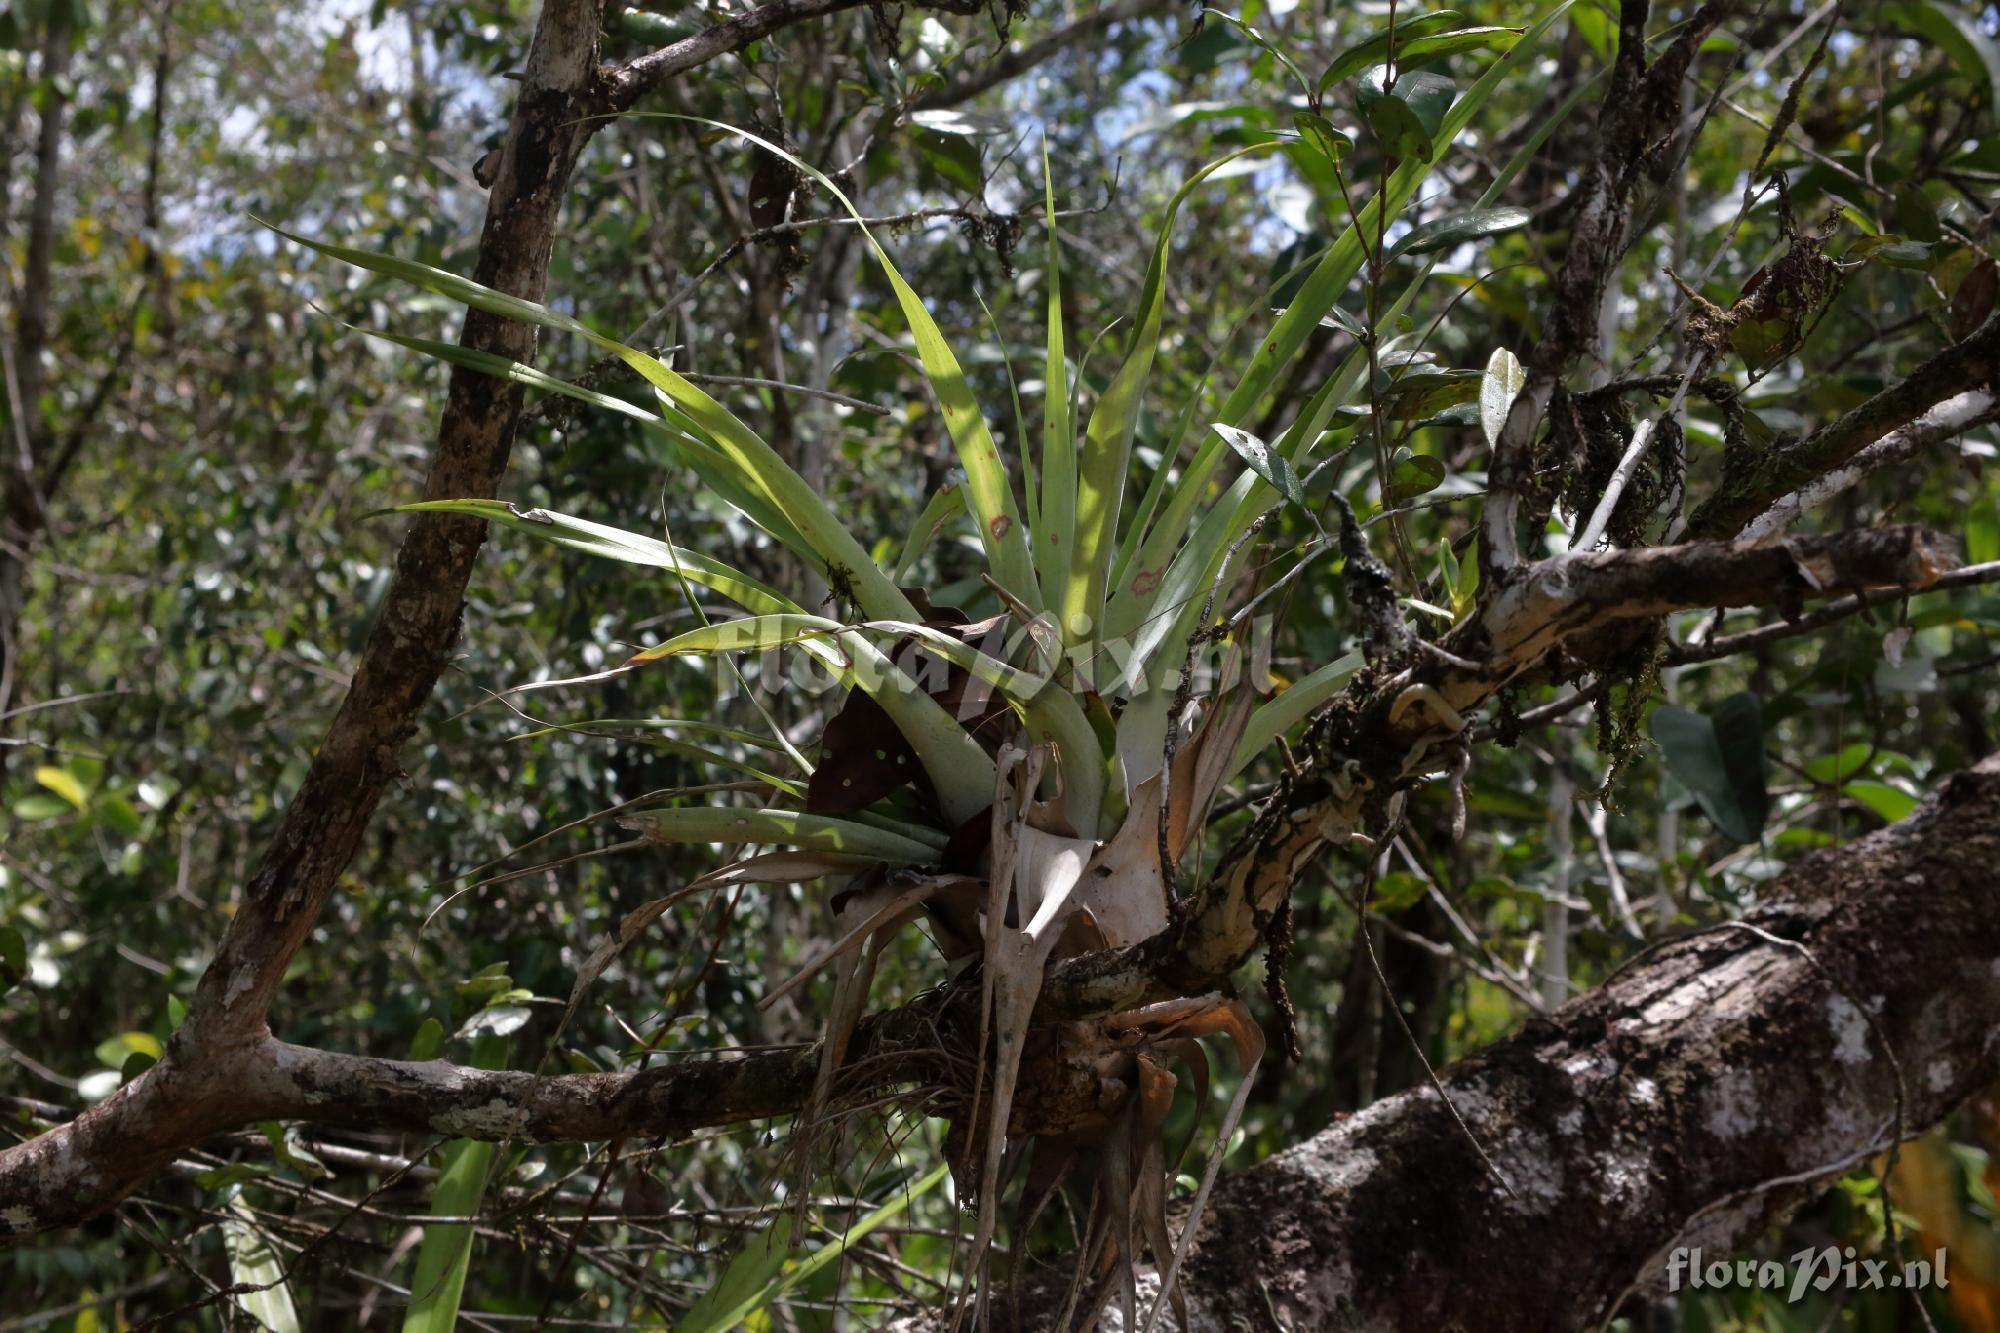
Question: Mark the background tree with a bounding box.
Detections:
[4,0,2000,1329]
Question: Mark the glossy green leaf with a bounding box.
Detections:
[1804,743,1875,785]
[621,806,944,862]
[1847,780,1921,823]
[1649,693,1768,844]
[1388,448,1448,501]
[1388,205,1533,260]
[34,765,86,810]
[1213,424,1310,515]
[1359,67,1457,162]
[1293,111,1353,164]
[1317,11,1473,91]
[12,792,70,821]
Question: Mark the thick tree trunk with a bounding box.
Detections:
[1002,754,2000,1331]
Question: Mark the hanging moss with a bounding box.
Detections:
[1590,621,1667,805]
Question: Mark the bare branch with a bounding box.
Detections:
[1666,558,2000,664]
[1739,388,2000,541]
[907,0,1169,113]
[1689,313,2000,538]
[604,0,983,113]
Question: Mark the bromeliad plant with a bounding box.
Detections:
[284,4,1575,1321]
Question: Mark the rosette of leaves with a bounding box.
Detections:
[279,10,1575,1314]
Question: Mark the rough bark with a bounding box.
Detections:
[970,753,2000,1332]
[184,0,611,1045]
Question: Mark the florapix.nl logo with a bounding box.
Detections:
[1666,1246,1950,1303]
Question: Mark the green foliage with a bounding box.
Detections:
[8,0,2000,1327]
[1650,693,1769,845]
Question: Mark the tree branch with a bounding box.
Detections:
[927,751,2000,1330]
[1038,524,1960,1022]
[1690,313,2000,539]
[0,0,616,1233]
[604,0,983,113]
[0,522,1969,1235]
[906,0,1169,113]
[1737,389,2000,541]
[1666,557,2000,665]
[1483,0,1737,572]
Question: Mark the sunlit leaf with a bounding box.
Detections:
[1388,205,1533,259]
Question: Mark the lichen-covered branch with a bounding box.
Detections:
[1689,314,2000,539]
[1483,0,1737,571]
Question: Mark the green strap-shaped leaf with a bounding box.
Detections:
[648,118,1042,610]
[893,477,970,582]
[392,500,799,616]
[675,1215,796,1333]
[223,1197,301,1333]
[1035,143,1079,630]
[1066,141,1278,665]
[676,1163,949,1333]
[354,325,825,559]
[867,619,1108,835]
[401,1035,510,1333]
[1227,652,1364,782]
[1114,0,1575,600]
[622,806,945,862]
[264,223,916,625]
[629,612,848,662]
[630,614,994,823]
